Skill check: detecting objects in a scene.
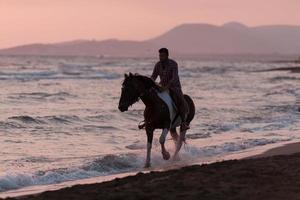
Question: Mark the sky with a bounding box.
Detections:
[0,0,300,48]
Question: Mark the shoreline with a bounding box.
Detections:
[2,141,300,200]
[250,142,300,158]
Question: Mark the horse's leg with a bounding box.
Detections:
[144,128,154,168]
[170,127,178,147]
[160,128,170,160]
[173,129,187,160]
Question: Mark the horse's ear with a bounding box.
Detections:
[124,73,128,78]
[129,72,133,76]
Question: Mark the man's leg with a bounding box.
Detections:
[169,88,189,131]
[178,95,190,131]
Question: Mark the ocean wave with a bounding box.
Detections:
[58,62,99,70]
[264,87,298,96]
[0,137,294,192]
[0,121,25,129]
[19,156,53,163]
[182,138,292,157]
[8,116,45,124]
[42,115,82,124]
[6,115,83,125]
[8,92,75,101]
[82,154,141,172]
[172,137,293,164]
[85,114,115,122]
[270,76,300,82]
[198,123,240,135]
[80,125,119,133]
[186,132,210,139]
[0,153,142,192]
[125,141,146,150]
[0,71,119,81]
[182,66,230,75]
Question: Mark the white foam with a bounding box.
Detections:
[0,137,295,192]
[0,154,143,192]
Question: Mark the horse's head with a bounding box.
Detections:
[118,73,142,112]
[118,72,159,112]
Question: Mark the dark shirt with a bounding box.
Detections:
[151,59,182,90]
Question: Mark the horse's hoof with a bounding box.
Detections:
[162,151,170,160]
[144,163,151,168]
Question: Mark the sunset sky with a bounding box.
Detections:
[0,0,299,48]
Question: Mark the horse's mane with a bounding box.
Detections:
[134,74,161,90]
[124,73,161,91]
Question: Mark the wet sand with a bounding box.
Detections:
[4,142,300,200]
[251,142,300,158]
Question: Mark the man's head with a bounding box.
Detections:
[159,48,169,62]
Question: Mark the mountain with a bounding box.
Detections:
[1,22,300,57]
[0,39,158,57]
[148,22,300,55]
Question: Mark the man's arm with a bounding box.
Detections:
[151,63,159,81]
[166,62,179,88]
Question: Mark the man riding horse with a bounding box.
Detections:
[118,48,195,167]
[151,48,190,131]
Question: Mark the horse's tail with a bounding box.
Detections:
[183,94,195,124]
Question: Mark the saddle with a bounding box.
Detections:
[156,90,182,128]
[138,89,180,130]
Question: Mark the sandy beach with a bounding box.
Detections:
[3,142,300,200]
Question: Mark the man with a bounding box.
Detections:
[151,48,189,131]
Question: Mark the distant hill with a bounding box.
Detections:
[0,39,158,57]
[1,22,300,57]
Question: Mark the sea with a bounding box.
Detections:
[0,55,299,195]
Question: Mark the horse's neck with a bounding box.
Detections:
[140,88,159,107]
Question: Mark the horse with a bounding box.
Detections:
[118,72,195,168]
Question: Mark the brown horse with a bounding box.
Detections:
[118,73,195,167]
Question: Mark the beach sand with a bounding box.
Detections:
[4,142,300,200]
